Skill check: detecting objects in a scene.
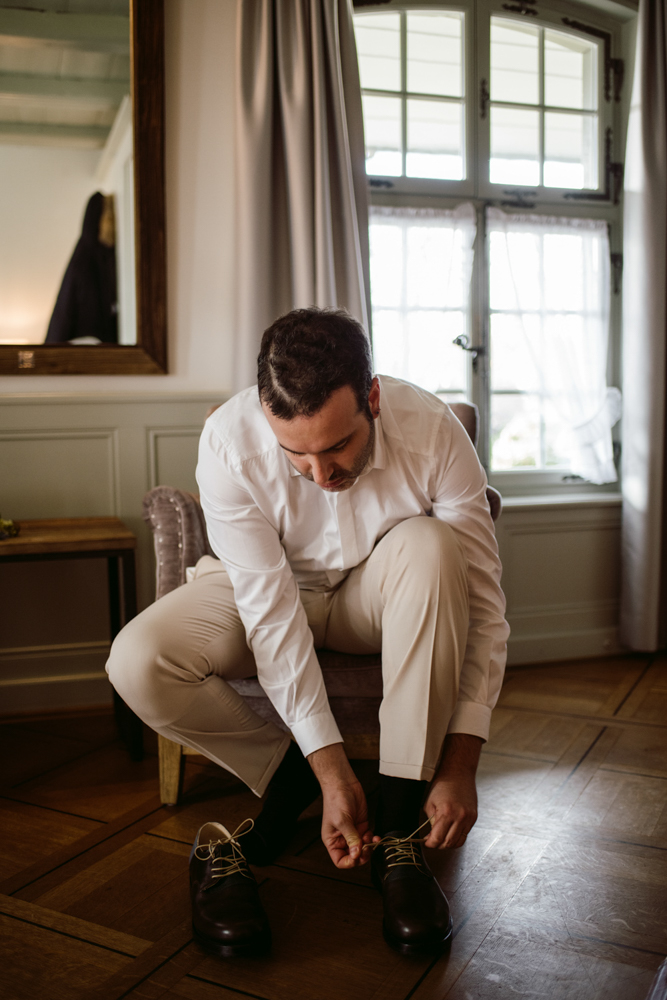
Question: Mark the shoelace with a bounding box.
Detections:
[371,817,433,871]
[194,818,255,884]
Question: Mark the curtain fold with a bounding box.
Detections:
[620,0,667,650]
[235,0,370,391]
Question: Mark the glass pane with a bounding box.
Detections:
[371,309,467,394]
[543,233,585,312]
[362,94,402,176]
[491,393,541,469]
[544,398,570,467]
[406,225,463,308]
[369,213,472,395]
[407,11,464,98]
[406,99,463,180]
[489,229,541,310]
[490,313,541,393]
[490,106,540,186]
[372,309,406,375]
[545,28,597,110]
[354,12,401,92]
[490,18,539,105]
[544,112,597,189]
[406,310,467,393]
[369,223,403,308]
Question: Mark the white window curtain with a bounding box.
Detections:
[620,0,667,651]
[487,208,621,484]
[368,203,476,398]
[235,0,370,392]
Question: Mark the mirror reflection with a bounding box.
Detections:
[0,0,135,347]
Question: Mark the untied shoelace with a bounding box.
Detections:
[370,816,433,870]
[195,818,255,884]
[195,815,433,879]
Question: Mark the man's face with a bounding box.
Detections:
[262,379,380,492]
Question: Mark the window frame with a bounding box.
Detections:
[354,0,631,496]
[477,0,614,203]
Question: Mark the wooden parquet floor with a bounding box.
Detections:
[1,653,666,1000]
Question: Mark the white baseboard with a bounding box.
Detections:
[0,641,113,715]
[507,626,623,666]
[0,672,113,715]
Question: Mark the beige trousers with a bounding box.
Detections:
[107,517,468,797]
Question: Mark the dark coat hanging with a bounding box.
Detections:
[45,191,118,344]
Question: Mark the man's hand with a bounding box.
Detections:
[307,743,378,868]
[424,733,483,850]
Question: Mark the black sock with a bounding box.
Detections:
[375,774,428,837]
[242,741,321,866]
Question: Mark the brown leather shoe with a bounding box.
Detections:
[371,830,453,956]
[189,820,271,958]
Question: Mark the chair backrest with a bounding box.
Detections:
[449,400,479,447]
[142,487,213,599]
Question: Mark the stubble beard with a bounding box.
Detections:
[303,418,375,492]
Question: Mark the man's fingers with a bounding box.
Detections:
[338,817,363,859]
[425,812,475,850]
[424,816,450,849]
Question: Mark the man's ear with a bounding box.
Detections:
[368,377,381,419]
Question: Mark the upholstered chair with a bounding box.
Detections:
[142,402,501,804]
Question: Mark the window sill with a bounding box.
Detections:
[501,492,622,512]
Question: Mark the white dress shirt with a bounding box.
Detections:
[196,375,509,758]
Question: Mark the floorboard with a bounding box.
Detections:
[1,653,666,1000]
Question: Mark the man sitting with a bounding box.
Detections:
[107,307,509,958]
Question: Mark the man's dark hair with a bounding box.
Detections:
[257,307,373,420]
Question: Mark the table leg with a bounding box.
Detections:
[108,553,144,762]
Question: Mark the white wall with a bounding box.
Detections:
[97,97,136,345]
[0,0,238,394]
[0,144,101,344]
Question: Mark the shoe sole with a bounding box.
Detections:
[193,925,271,958]
[382,917,453,957]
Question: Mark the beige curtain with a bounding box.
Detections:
[235,0,370,391]
[620,0,667,649]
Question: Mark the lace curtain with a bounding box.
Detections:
[487,207,621,484]
[368,203,476,398]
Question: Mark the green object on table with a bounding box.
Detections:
[0,516,19,540]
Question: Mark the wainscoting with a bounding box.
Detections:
[0,393,622,713]
[0,392,222,714]
[498,496,622,664]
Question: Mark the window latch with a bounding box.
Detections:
[453,335,486,373]
[480,78,490,119]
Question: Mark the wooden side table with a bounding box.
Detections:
[0,517,144,760]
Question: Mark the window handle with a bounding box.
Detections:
[480,79,490,119]
[453,335,486,373]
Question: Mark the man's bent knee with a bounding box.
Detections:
[382,516,466,571]
[106,613,188,730]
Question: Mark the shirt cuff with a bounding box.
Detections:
[447,701,493,742]
[290,711,344,758]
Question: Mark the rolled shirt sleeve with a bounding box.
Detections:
[196,423,343,758]
[431,410,510,742]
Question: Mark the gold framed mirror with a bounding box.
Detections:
[0,0,167,375]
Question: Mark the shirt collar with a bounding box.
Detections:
[365,412,386,474]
